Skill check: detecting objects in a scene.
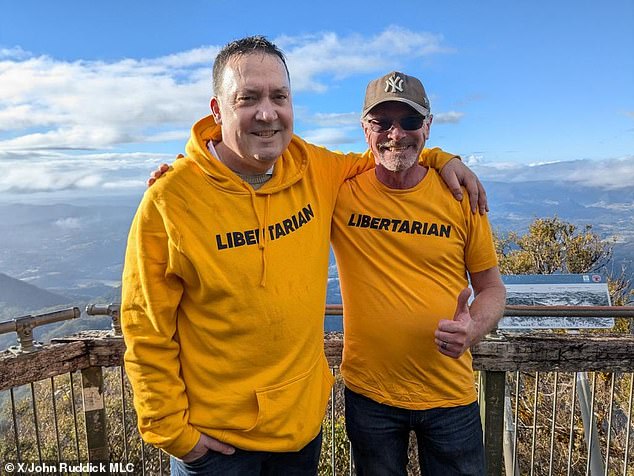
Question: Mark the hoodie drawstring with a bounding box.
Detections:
[249,191,270,287]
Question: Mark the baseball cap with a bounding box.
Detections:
[362,71,431,118]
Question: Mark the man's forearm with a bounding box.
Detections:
[468,286,506,345]
[468,266,506,345]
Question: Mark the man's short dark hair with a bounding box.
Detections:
[212,36,290,96]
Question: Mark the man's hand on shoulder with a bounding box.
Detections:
[440,158,488,214]
[147,163,171,187]
[180,434,235,463]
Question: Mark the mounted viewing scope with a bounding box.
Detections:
[0,307,81,354]
[86,303,121,336]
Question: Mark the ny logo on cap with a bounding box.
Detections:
[384,74,404,93]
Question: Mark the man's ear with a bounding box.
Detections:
[210,97,222,124]
[361,120,372,145]
[423,114,433,140]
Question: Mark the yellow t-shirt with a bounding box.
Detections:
[331,165,498,410]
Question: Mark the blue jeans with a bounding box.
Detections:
[345,387,485,476]
[170,430,322,475]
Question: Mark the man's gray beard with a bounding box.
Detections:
[380,154,418,172]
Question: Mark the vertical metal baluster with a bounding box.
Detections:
[159,446,164,475]
[567,373,578,476]
[70,372,81,462]
[604,373,616,476]
[30,382,43,463]
[51,377,62,463]
[11,388,21,463]
[585,373,597,476]
[120,366,129,464]
[349,438,354,476]
[548,372,559,476]
[513,372,520,476]
[331,366,336,475]
[622,373,633,476]
[530,371,539,476]
[141,438,147,475]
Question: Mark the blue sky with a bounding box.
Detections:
[0,0,632,200]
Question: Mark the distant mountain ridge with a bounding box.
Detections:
[0,273,72,312]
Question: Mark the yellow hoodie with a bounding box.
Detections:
[121,115,455,457]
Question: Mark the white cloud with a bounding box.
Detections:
[145,46,220,68]
[0,46,29,60]
[4,29,629,197]
[471,156,634,190]
[0,27,451,156]
[463,154,485,166]
[0,150,172,193]
[0,165,102,193]
[54,217,82,229]
[278,26,452,92]
[310,112,360,127]
[302,127,360,147]
[0,52,211,151]
[589,201,634,211]
[102,179,146,189]
[566,157,634,189]
[433,111,464,124]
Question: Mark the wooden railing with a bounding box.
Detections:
[1,306,633,475]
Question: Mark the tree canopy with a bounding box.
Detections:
[494,217,632,307]
[494,217,612,275]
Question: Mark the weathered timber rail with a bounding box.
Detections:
[2,305,633,388]
[1,305,633,475]
[2,331,633,391]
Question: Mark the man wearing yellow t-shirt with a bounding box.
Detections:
[331,72,506,475]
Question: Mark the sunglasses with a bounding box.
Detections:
[365,115,426,133]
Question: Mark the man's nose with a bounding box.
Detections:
[255,99,278,122]
[386,122,407,140]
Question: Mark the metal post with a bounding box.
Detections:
[480,370,506,476]
[503,384,520,475]
[81,366,110,462]
[576,372,604,475]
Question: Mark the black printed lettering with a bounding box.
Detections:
[274,223,286,239]
[245,229,257,245]
[216,234,228,250]
[283,218,294,234]
[378,218,390,230]
[397,220,410,233]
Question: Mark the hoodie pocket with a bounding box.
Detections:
[251,357,335,443]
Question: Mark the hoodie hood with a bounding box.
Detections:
[184,115,309,195]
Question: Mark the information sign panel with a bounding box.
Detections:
[498,274,613,329]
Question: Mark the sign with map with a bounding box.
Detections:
[498,274,613,329]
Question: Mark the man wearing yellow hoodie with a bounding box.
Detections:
[122,36,485,475]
